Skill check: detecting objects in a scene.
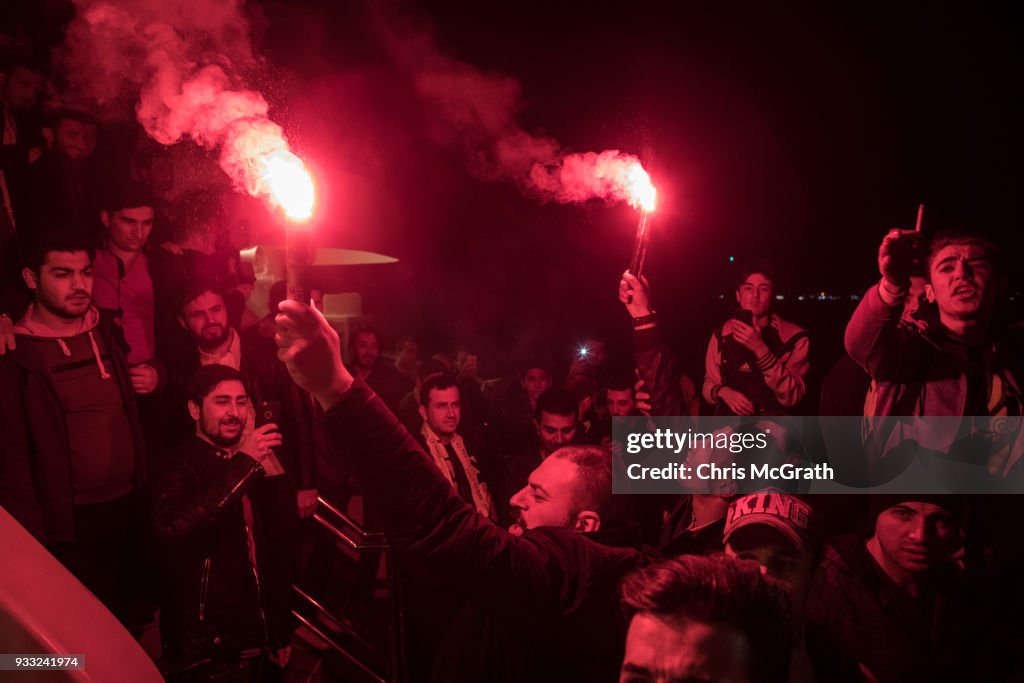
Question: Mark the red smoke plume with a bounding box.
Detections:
[373,9,655,209]
[58,0,310,216]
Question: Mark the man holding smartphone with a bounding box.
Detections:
[166,281,317,518]
[153,364,294,680]
[619,261,809,417]
[704,263,810,416]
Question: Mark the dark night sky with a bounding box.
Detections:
[11,1,1011,374]
[249,1,1023,372]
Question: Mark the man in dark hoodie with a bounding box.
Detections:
[19,109,103,244]
[0,237,148,628]
[804,495,980,682]
[274,298,646,682]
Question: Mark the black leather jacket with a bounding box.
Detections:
[152,437,291,669]
[323,381,648,682]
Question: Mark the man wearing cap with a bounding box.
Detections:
[723,488,820,683]
[804,495,980,682]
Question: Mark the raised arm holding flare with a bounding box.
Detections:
[274,299,646,682]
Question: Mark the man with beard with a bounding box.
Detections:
[163,283,314,663]
[347,325,412,412]
[492,387,580,524]
[19,110,103,244]
[0,237,149,631]
[274,299,646,682]
[167,284,316,519]
[153,364,294,681]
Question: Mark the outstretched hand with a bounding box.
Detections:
[275,299,353,410]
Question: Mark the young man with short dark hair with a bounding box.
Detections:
[804,495,979,682]
[619,553,793,683]
[22,109,103,243]
[0,238,149,630]
[619,264,809,417]
[416,373,495,518]
[493,386,580,524]
[153,363,293,680]
[92,182,161,394]
[846,228,1022,467]
[347,325,412,412]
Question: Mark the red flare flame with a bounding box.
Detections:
[625,162,657,213]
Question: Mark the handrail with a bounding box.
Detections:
[313,496,391,552]
[293,585,379,656]
[292,609,387,683]
[317,496,388,543]
[313,512,390,552]
[299,496,405,682]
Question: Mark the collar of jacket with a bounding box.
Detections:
[421,420,464,448]
[189,434,236,462]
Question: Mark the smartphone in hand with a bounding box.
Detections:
[256,400,282,428]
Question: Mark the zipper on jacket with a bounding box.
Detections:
[199,557,211,622]
[242,506,270,647]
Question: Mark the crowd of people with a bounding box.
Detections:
[2,52,1024,683]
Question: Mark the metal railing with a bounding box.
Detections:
[292,496,406,683]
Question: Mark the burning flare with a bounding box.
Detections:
[626,162,657,212]
[260,151,315,221]
[217,118,316,222]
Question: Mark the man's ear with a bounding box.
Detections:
[100,210,110,229]
[41,127,53,148]
[573,511,601,534]
[188,400,200,421]
[735,289,741,305]
[21,267,38,291]
[178,315,188,331]
[925,283,935,304]
[418,404,428,424]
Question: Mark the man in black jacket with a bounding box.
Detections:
[166,284,316,519]
[274,299,647,682]
[153,364,293,681]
